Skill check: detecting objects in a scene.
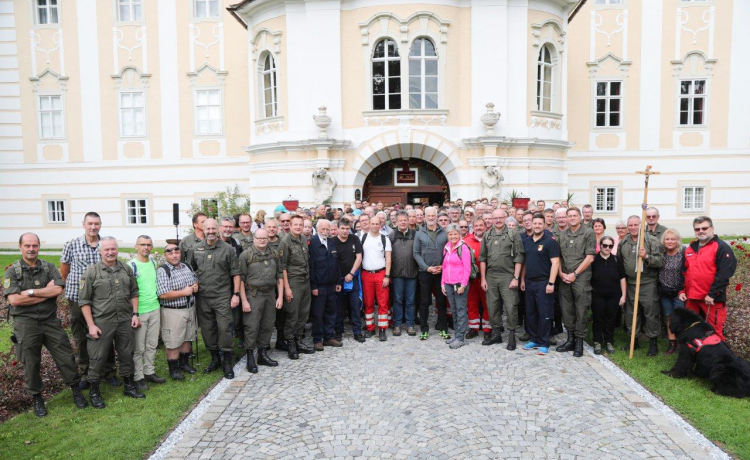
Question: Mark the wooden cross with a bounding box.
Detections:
[629,165,660,359]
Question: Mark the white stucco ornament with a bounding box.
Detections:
[479,166,504,200]
[481,102,501,135]
[313,106,332,139]
[312,168,337,204]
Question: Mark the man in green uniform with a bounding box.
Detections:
[180,212,207,262]
[479,209,525,350]
[618,215,664,356]
[4,233,87,416]
[581,205,594,228]
[186,218,241,379]
[235,213,254,251]
[239,229,284,373]
[556,207,596,358]
[265,219,288,351]
[278,214,313,359]
[80,237,144,409]
[645,207,668,241]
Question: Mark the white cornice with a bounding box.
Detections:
[461,136,573,150]
[244,139,352,155]
[249,158,347,171]
[467,157,568,168]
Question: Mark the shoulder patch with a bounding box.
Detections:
[3,278,9,289]
[79,279,85,290]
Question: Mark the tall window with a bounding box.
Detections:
[409,38,438,110]
[594,186,617,212]
[595,81,621,127]
[372,39,401,111]
[38,95,64,139]
[120,92,145,137]
[679,79,706,126]
[126,198,148,225]
[195,89,222,135]
[682,186,705,212]
[46,200,66,223]
[194,0,219,18]
[118,0,142,22]
[36,0,59,25]
[536,46,553,112]
[261,54,278,118]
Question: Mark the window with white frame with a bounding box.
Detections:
[195,89,222,135]
[118,0,142,22]
[409,38,438,110]
[682,186,705,212]
[126,198,149,225]
[372,39,401,111]
[595,81,622,128]
[120,92,145,137]
[536,45,554,112]
[194,0,219,18]
[594,186,617,212]
[46,199,66,223]
[679,79,706,126]
[38,95,64,139]
[36,0,59,25]
[261,54,278,118]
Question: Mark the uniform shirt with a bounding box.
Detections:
[60,235,101,302]
[156,262,197,308]
[3,259,65,321]
[647,223,668,242]
[278,233,310,279]
[618,234,663,285]
[558,225,596,274]
[334,235,362,277]
[186,239,241,299]
[267,237,280,252]
[234,231,254,251]
[78,260,138,322]
[132,259,159,314]
[239,245,282,291]
[522,232,560,281]
[480,225,525,276]
[361,232,391,271]
[179,233,203,262]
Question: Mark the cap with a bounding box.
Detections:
[274,204,288,213]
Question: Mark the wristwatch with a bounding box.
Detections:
[548,282,554,286]
[132,312,139,317]
[513,276,519,281]
[27,289,35,297]
[233,292,240,297]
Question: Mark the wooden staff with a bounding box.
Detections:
[629,165,660,359]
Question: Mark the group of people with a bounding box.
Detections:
[3,197,737,418]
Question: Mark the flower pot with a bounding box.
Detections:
[512,197,530,209]
[282,200,299,211]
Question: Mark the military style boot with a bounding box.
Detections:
[257,348,278,367]
[223,352,235,379]
[179,352,197,374]
[573,338,584,358]
[123,376,146,398]
[204,350,222,373]
[71,384,88,409]
[506,330,517,351]
[168,359,185,381]
[89,381,106,409]
[556,331,575,352]
[295,337,315,354]
[647,338,659,357]
[246,351,258,374]
[483,330,503,346]
[287,339,299,360]
[32,394,47,417]
[275,338,289,352]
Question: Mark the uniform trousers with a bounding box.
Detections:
[336,276,362,336]
[196,294,234,353]
[283,276,311,341]
[625,282,660,339]
[133,309,160,380]
[467,277,490,332]
[485,272,518,331]
[418,271,447,333]
[14,318,80,395]
[362,270,390,331]
[524,280,554,347]
[311,284,338,343]
[88,319,135,382]
[69,300,115,379]
[242,290,277,350]
[559,271,593,339]
[686,299,727,341]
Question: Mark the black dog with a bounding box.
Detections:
[662,308,750,399]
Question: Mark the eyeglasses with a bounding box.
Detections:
[164,248,180,254]
[255,237,268,241]
[280,220,290,223]
[601,244,614,249]
[646,215,658,219]
[694,226,711,232]
[615,227,626,230]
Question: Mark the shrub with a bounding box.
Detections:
[725,241,750,361]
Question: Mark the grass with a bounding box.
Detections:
[593,328,750,459]
[0,338,225,460]
[1,255,62,276]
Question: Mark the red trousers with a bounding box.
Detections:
[686,299,726,341]
[467,278,491,332]
[362,270,390,331]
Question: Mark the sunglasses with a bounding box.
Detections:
[694,226,711,232]
[459,226,468,228]
[164,248,180,254]
[601,244,613,249]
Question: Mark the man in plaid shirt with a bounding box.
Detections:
[60,212,120,388]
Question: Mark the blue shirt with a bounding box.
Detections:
[522,232,560,281]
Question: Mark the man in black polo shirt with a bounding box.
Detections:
[521,214,560,355]
[333,218,365,342]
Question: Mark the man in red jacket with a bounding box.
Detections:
[679,216,737,341]
[464,217,491,340]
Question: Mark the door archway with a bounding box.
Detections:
[363,158,449,206]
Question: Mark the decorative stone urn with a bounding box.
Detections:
[481,102,501,135]
[313,106,332,139]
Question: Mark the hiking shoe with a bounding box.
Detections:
[419,332,429,340]
[449,340,465,349]
[593,342,603,355]
[537,347,549,355]
[605,342,616,354]
[437,330,451,340]
[393,327,402,337]
[523,342,540,350]
[406,327,416,336]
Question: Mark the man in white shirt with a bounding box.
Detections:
[360,216,392,341]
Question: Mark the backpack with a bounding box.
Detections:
[360,232,387,251]
[445,243,479,280]
[12,259,52,280]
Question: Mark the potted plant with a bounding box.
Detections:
[508,189,530,209]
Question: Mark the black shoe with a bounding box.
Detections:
[275,339,289,352]
[573,338,584,358]
[556,332,575,353]
[179,353,197,374]
[71,385,88,409]
[622,338,640,351]
[89,382,105,409]
[106,376,122,387]
[465,329,478,340]
[32,394,47,417]
[168,359,185,381]
[378,329,387,342]
[223,352,235,379]
[506,331,517,351]
[144,373,166,384]
[123,376,146,399]
[135,378,149,393]
[334,334,343,342]
[354,334,366,343]
[246,351,258,374]
[204,350,222,373]
[257,348,278,367]
[647,338,659,357]
[287,340,299,360]
[499,325,505,333]
[482,331,503,346]
[78,379,90,391]
[518,332,530,341]
[483,330,492,341]
[295,337,315,354]
[364,330,376,339]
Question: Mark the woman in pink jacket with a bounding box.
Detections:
[441,223,472,349]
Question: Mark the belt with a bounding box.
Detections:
[250,286,275,293]
[363,268,385,274]
[162,304,190,310]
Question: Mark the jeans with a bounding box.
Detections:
[660,295,684,317]
[444,284,468,340]
[392,277,417,327]
[336,275,362,336]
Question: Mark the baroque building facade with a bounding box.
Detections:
[0,0,747,246]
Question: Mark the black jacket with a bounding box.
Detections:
[308,235,341,289]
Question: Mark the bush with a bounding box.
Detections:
[725,240,750,361]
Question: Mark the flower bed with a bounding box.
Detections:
[725,240,750,360]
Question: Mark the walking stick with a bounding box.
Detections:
[629,165,660,359]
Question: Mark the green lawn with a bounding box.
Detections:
[1,255,62,276]
[594,329,750,459]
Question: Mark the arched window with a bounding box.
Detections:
[536,45,553,112]
[408,38,438,109]
[261,54,278,118]
[372,39,401,111]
